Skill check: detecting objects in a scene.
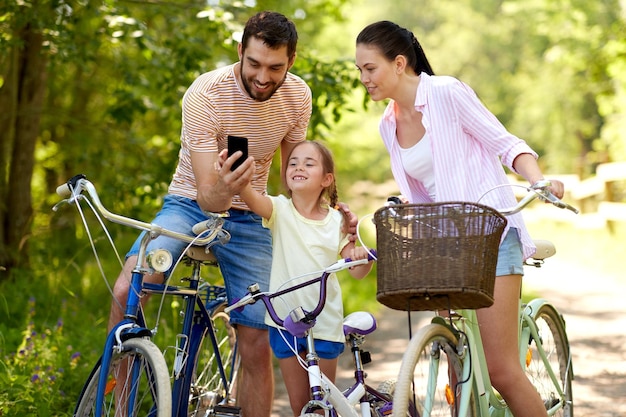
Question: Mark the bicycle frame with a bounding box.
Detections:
[298,323,392,417]
[142,261,236,416]
[520,299,573,415]
[225,255,389,417]
[388,181,577,417]
[56,175,236,417]
[90,256,236,417]
[424,295,571,417]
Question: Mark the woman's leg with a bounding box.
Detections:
[477,275,548,417]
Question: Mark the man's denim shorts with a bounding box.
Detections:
[127,194,272,329]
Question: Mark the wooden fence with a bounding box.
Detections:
[511,161,626,228]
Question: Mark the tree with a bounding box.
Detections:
[346,0,625,175]
[0,1,54,272]
[0,0,356,280]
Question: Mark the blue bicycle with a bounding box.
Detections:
[55,175,240,417]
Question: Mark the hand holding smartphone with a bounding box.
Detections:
[227,135,248,171]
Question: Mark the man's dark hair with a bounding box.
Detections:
[242,11,298,59]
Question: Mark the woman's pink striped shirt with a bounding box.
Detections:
[379,72,537,259]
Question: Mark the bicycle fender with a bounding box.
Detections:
[321,373,360,417]
[523,298,573,375]
[120,326,153,341]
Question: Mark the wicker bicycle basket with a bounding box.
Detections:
[374,202,507,311]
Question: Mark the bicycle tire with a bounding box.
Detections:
[392,323,474,417]
[524,303,573,417]
[186,303,240,417]
[74,337,171,417]
[370,379,395,416]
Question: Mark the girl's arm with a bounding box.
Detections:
[340,242,374,280]
[239,183,274,219]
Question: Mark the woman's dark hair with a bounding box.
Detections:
[356,21,434,76]
[242,11,298,60]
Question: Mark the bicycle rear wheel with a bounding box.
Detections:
[74,337,171,417]
[393,323,473,417]
[524,303,573,417]
[187,303,240,417]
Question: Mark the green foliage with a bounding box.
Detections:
[1,0,625,414]
[0,297,84,417]
[346,0,625,175]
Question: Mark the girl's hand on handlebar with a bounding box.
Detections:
[342,245,374,279]
[348,246,374,262]
[532,178,565,200]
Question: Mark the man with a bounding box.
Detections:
[109,11,311,416]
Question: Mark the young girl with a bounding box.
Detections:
[239,140,373,415]
[355,20,565,417]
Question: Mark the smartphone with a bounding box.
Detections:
[227,135,248,171]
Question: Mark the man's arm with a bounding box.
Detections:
[191,149,255,212]
[279,140,300,191]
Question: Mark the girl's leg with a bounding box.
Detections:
[279,355,310,416]
[477,274,548,417]
[279,355,339,416]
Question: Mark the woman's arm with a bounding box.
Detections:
[512,153,564,198]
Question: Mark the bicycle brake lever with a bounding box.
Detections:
[539,189,580,214]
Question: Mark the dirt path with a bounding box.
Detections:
[523,259,626,416]
[271,258,626,416]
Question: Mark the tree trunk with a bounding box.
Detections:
[0,23,47,277]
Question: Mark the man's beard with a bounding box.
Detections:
[240,70,286,102]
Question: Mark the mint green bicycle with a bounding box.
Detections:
[374,181,577,417]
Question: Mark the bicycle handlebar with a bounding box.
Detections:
[223,251,377,334]
[53,174,222,246]
[497,180,579,216]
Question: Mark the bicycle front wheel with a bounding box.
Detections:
[74,337,171,417]
[524,303,573,417]
[393,323,471,417]
[187,303,240,416]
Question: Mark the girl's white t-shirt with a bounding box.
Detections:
[262,195,350,343]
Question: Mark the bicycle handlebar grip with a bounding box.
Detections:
[56,174,87,198]
[191,220,212,235]
[56,183,71,198]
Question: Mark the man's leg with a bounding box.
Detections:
[213,209,274,416]
[108,256,164,332]
[236,325,274,417]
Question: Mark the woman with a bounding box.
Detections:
[355,20,564,417]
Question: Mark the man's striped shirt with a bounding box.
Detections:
[168,63,312,209]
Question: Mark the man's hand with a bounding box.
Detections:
[216,149,255,195]
[193,149,254,212]
[336,202,358,242]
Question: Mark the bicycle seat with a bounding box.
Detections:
[531,239,556,260]
[343,311,377,336]
[184,246,218,263]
